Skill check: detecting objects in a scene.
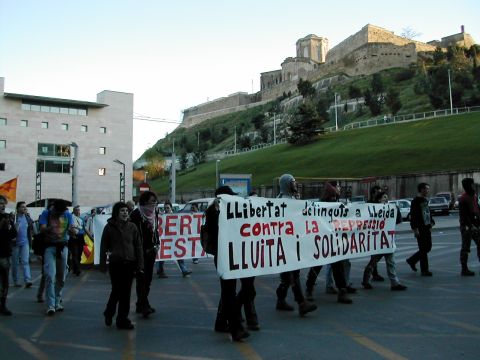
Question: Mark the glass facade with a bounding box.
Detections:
[22,102,87,116]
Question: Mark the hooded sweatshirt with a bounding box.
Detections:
[459,178,480,228]
[278,174,296,199]
[322,182,338,202]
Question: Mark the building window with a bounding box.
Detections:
[36,159,70,173]
[37,143,71,157]
[41,122,49,129]
[61,123,69,131]
[81,125,88,132]
[20,120,28,127]
[22,102,87,116]
[0,118,6,126]
[0,163,4,171]
[98,168,106,176]
[100,127,106,134]
[0,140,6,149]
[99,147,106,155]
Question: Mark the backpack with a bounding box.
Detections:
[200,202,218,256]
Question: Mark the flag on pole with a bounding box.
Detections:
[0,177,17,202]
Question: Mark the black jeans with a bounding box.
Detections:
[136,249,156,310]
[276,270,305,304]
[104,261,136,323]
[408,228,432,272]
[305,261,347,292]
[69,234,84,274]
[0,257,10,301]
[460,227,480,266]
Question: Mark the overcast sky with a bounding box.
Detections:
[1,0,479,160]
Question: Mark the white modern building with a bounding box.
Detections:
[0,77,133,206]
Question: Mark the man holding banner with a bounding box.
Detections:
[274,174,317,316]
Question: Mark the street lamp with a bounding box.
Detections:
[113,159,125,202]
[215,159,221,188]
[334,93,339,131]
[448,69,453,114]
[70,142,78,206]
[144,171,148,183]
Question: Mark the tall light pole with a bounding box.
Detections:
[448,69,453,114]
[113,159,125,202]
[334,93,339,131]
[215,159,220,188]
[170,140,176,204]
[273,113,277,145]
[70,142,78,206]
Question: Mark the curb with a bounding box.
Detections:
[396,226,459,235]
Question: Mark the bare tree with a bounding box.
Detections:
[401,27,422,40]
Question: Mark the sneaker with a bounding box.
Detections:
[298,301,317,316]
[276,299,294,311]
[55,304,64,312]
[46,307,55,316]
[0,305,12,316]
[157,271,168,278]
[104,314,113,327]
[231,329,250,342]
[182,270,192,277]
[346,285,357,294]
[372,274,385,282]
[192,259,199,264]
[25,282,33,288]
[421,271,433,277]
[391,284,407,291]
[214,322,230,333]
[305,288,314,301]
[116,320,134,330]
[362,282,373,290]
[406,258,417,272]
[461,268,475,276]
[337,289,353,304]
[325,286,338,294]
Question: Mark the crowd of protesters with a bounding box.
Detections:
[0,175,478,343]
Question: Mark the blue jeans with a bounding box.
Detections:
[11,244,32,284]
[157,260,188,274]
[43,245,68,309]
[325,264,334,289]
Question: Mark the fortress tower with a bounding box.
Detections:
[296,34,329,63]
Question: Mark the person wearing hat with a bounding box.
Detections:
[275,174,317,316]
[208,185,254,341]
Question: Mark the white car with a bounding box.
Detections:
[388,199,411,220]
[179,198,215,213]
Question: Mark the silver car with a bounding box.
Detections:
[388,199,411,220]
[428,197,450,215]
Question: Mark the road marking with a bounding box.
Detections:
[332,323,408,360]
[0,323,49,360]
[140,351,225,360]
[37,340,115,352]
[416,312,480,333]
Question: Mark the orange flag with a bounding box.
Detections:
[0,177,17,202]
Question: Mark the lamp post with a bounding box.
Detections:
[334,93,339,131]
[448,69,453,114]
[70,142,78,206]
[273,113,277,145]
[113,159,125,202]
[144,171,148,183]
[215,159,220,188]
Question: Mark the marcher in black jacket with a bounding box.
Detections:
[407,183,435,276]
[100,202,144,329]
[130,191,159,317]
[0,195,17,316]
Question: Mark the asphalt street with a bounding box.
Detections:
[1,213,479,360]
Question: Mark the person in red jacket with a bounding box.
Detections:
[458,178,480,276]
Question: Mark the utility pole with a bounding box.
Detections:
[273,113,277,145]
[448,69,453,114]
[170,139,176,204]
[234,126,237,154]
[334,93,339,131]
[70,142,78,206]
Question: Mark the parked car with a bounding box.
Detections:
[453,194,462,210]
[157,203,182,213]
[428,197,450,215]
[388,199,411,220]
[179,198,215,213]
[435,192,455,210]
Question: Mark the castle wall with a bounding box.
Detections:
[260,70,282,91]
[440,32,476,49]
[183,92,256,119]
[281,57,316,82]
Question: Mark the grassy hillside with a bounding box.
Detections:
[150,112,480,193]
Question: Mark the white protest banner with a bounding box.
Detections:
[157,213,207,260]
[93,213,207,264]
[216,195,397,279]
[93,215,110,265]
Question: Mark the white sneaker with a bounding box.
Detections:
[55,304,64,312]
[46,307,55,316]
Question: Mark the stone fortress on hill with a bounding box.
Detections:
[181,24,476,128]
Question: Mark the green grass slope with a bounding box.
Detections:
[151,112,480,193]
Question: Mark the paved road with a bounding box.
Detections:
[1,213,479,360]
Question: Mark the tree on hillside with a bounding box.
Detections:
[297,79,316,99]
[371,73,385,94]
[252,114,266,130]
[433,47,446,65]
[348,85,362,100]
[287,100,324,145]
[363,89,383,116]
[385,88,402,115]
[180,151,188,170]
[401,27,422,40]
